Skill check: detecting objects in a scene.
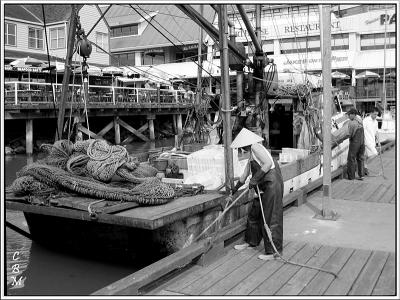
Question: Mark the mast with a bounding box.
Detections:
[382,5,387,112]
[57,5,77,140]
[218,5,234,192]
[196,5,204,105]
[319,4,336,220]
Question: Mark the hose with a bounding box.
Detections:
[256,185,338,278]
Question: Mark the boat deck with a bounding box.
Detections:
[141,147,396,296]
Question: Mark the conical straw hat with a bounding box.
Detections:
[230,128,263,148]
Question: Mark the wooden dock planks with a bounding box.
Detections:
[201,241,291,295]
[153,241,396,296]
[180,244,263,295]
[371,252,396,296]
[250,243,322,295]
[276,245,337,295]
[165,244,242,293]
[225,241,306,295]
[324,249,372,295]
[299,247,354,295]
[348,250,389,295]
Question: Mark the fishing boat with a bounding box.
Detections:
[6,3,354,273]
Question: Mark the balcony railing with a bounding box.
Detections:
[334,83,396,101]
[4,81,195,106]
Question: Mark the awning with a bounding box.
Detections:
[355,70,380,79]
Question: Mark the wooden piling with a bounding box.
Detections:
[177,114,183,136]
[26,119,33,155]
[114,116,121,145]
[148,115,156,140]
[172,115,177,134]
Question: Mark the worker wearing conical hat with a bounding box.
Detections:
[230,128,284,261]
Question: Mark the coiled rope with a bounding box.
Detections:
[10,139,175,205]
[18,163,173,205]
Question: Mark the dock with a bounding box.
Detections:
[94,145,396,296]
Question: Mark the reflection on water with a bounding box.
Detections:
[5,138,175,295]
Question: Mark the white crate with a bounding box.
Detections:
[283,178,295,197]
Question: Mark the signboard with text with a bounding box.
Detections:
[226,8,396,42]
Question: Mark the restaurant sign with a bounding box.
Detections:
[144,48,164,56]
[5,65,48,73]
[182,43,198,52]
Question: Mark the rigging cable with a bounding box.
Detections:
[132,4,221,84]
[41,4,59,140]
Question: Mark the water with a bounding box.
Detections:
[5,138,175,296]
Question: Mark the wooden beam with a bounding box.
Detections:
[121,123,149,145]
[97,120,114,137]
[77,124,102,139]
[117,118,150,142]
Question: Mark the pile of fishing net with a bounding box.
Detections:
[9,139,175,205]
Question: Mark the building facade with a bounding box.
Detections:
[4,4,110,66]
[103,4,214,67]
[218,4,396,110]
[104,4,396,111]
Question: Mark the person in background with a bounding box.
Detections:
[363,107,380,175]
[346,108,365,180]
[144,80,152,102]
[230,128,284,261]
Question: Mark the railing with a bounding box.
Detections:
[334,83,396,101]
[4,81,195,106]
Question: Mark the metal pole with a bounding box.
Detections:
[382,5,387,112]
[196,5,204,105]
[319,5,336,219]
[236,5,263,53]
[57,5,77,140]
[237,71,243,108]
[218,5,234,192]
[176,5,246,62]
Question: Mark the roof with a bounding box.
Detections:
[4,5,42,23]
[4,4,84,24]
[22,4,75,23]
[105,4,215,52]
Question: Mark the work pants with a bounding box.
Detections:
[347,128,365,180]
[245,179,283,255]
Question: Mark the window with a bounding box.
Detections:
[110,24,138,37]
[112,52,136,66]
[50,27,65,49]
[331,33,349,50]
[360,32,396,50]
[280,36,320,54]
[96,32,108,52]
[28,27,43,49]
[5,22,16,46]
[262,40,274,55]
